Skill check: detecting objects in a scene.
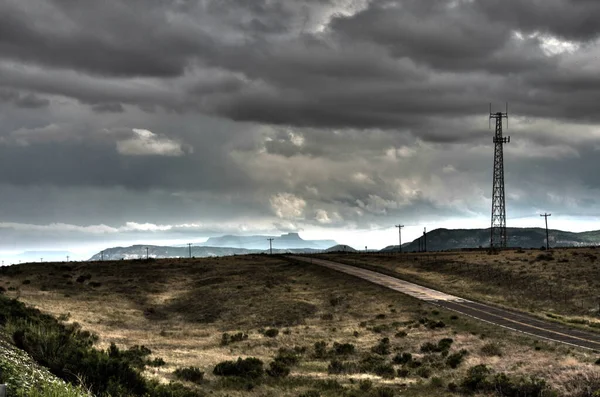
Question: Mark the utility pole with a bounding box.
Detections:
[66,256,69,262]
[188,243,192,258]
[423,227,427,253]
[146,247,149,260]
[489,103,510,249]
[540,213,551,250]
[395,225,404,253]
[101,250,104,261]
[267,238,274,255]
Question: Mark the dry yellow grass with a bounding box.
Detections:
[327,248,600,328]
[0,254,598,396]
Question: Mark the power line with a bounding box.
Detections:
[267,238,274,255]
[395,225,404,253]
[489,103,510,249]
[540,213,551,250]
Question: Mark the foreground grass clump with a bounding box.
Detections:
[0,295,200,397]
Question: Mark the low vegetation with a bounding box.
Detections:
[0,254,599,396]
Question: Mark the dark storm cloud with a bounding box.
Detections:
[0,0,215,77]
[0,89,49,109]
[90,103,125,113]
[475,0,600,41]
[2,0,600,250]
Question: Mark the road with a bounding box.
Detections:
[290,256,600,351]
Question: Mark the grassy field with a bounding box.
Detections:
[0,254,599,396]
[325,248,600,330]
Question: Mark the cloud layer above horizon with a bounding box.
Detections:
[2,0,600,251]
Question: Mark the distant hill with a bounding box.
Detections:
[88,245,322,261]
[325,245,358,253]
[202,232,337,250]
[381,227,600,252]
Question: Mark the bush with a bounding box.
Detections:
[397,368,410,377]
[173,367,204,384]
[374,363,395,379]
[392,352,412,365]
[394,331,407,338]
[416,366,432,378]
[264,328,279,338]
[314,341,328,359]
[327,359,354,375]
[359,379,373,391]
[267,360,290,377]
[148,357,166,367]
[358,354,386,373]
[22,280,31,285]
[461,364,491,392]
[420,338,453,353]
[299,391,320,397]
[445,350,468,369]
[272,348,301,367]
[213,357,264,378]
[371,337,391,355]
[595,358,600,365]
[332,342,355,356]
[481,342,503,357]
[372,387,395,397]
[221,332,248,346]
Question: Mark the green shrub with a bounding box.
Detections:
[359,379,373,391]
[264,328,279,338]
[420,338,453,353]
[371,337,391,355]
[461,364,491,392]
[327,359,357,375]
[221,332,248,346]
[358,354,386,373]
[480,342,502,357]
[332,342,355,356]
[299,391,320,397]
[394,331,407,338]
[392,352,412,365]
[374,363,395,379]
[274,348,301,366]
[416,366,432,378]
[430,376,444,388]
[397,368,410,377]
[372,387,395,397]
[314,341,328,359]
[173,367,204,384]
[267,360,290,377]
[445,350,468,369]
[213,357,264,378]
[148,357,166,367]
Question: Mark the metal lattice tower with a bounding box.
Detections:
[489,104,510,249]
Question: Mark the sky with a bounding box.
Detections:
[2,0,600,260]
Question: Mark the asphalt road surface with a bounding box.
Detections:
[291,256,600,351]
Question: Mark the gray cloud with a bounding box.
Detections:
[1,0,600,251]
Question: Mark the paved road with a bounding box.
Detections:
[291,256,600,351]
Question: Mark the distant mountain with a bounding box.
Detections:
[88,245,322,261]
[202,232,337,250]
[324,244,358,253]
[381,227,600,252]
